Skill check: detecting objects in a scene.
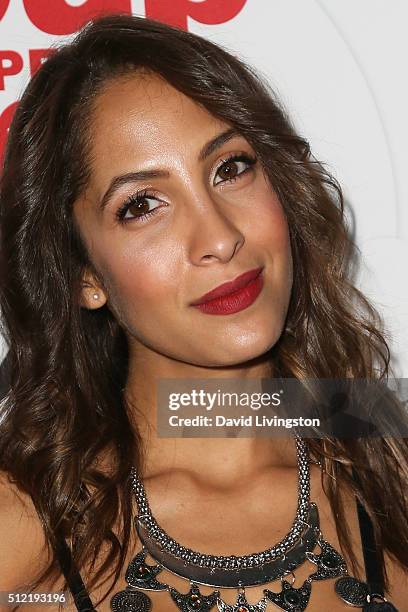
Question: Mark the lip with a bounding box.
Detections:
[190,267,264,305]
[191,270,264,315]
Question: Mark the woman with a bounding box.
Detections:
[0,13,407,612]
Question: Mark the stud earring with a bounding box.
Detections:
[93,293,99,300]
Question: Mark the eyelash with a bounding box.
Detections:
[115,153,257,224]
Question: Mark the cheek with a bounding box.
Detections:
[95,234,181,314]
[247,186,291,254]
[251,190,293,300]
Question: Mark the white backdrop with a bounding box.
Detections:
[0,0,407,374]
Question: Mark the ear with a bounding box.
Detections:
[79,268,108,310]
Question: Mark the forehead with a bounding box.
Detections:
[87,72,225,173]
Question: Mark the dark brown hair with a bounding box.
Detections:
[0,13,407,609]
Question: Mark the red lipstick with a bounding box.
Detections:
[190,267,264,315]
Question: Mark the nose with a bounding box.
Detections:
[186,192,245,266]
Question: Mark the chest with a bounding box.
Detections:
[26,469,407,611]
[66,484,371,610]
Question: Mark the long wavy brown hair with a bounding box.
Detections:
[0,13,407,610]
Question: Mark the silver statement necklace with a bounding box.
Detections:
[110,436,397,611]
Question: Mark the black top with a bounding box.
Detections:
[54,535,95,612]
[53,496,386,611]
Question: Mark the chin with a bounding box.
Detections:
[199,330,282,368]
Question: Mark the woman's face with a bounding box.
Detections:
[74,73,293,367]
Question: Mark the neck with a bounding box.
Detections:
[124,346,297,486]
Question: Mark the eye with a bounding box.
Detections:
[115,190,163,224]
[213,154,257,186]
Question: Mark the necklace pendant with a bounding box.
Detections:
[306,538,347,581]
[110,587,152,611]
[169,583,220,611]
[216,591,268,612]
[335,577,398,610]
[125,549,168,591]
[264,578,312,611]
[335,576,370,606]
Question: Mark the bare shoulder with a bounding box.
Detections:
[0,470,52,589]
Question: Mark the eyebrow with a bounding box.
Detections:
[198,127,238,161]
[98,127,239,211]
